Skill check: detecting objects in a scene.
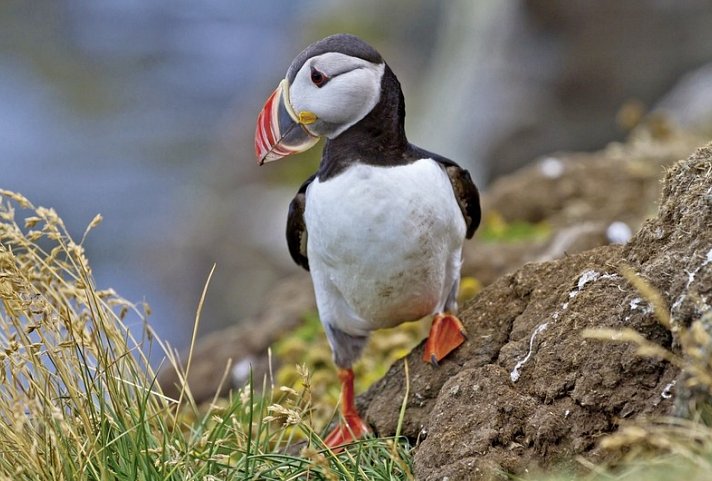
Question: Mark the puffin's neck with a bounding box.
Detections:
[318,64,409,180]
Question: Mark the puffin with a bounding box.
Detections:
[254,34,480,448]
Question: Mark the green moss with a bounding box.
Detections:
[478,211,552,243]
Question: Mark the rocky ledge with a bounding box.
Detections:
[360,142,712,480]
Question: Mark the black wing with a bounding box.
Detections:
[286,174,315,271]
[434,158,481,239]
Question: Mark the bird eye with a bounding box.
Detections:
[310,68,328,87]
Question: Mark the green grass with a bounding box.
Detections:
[0,190,414,481]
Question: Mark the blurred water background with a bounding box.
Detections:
[2,0,712,360]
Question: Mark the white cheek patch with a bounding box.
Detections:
[290,53,385,138]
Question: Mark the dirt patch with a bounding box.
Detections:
[361,142,712,480]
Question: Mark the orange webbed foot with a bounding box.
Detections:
[422,313,467,366]
[323,412,370,450]
[323,368,371,451]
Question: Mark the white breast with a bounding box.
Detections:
[304,158,466,336]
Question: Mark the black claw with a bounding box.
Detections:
[430,354,439,367]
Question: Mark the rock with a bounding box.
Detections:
[654,62,712,134]
[361,142,712,480]
[464,130,704,285]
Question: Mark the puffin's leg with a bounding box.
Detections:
[321,324,371,449]
[422,280,467,365]
[323,368,370,449]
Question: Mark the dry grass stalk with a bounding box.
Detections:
[0,190,414,480]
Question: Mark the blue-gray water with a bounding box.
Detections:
[1,0,318,354]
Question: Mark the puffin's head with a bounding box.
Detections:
[255,34,385,164]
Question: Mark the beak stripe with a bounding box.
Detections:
[260,91,277,144]
[255,88,280,161]
[255,79,320,164]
